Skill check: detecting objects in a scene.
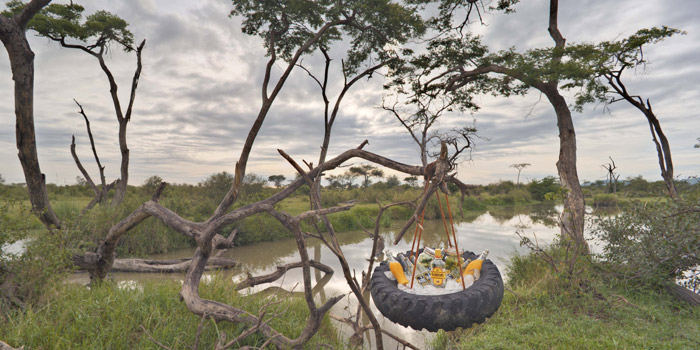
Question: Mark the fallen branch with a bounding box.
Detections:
[235,260,334,290]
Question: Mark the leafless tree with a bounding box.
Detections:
[70,100,117,212]
[604,68,678,200]
[602,156,620,194]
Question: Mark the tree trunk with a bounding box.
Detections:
[543,86,588,252]
[0,7,61,230]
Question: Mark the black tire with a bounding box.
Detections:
[370,250,504,332]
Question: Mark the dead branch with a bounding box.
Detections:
[235,260,333,291]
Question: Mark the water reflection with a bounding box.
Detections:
[68,206,565,349]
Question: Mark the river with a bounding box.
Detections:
[66,204,573,349]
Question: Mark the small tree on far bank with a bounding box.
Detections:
[350,164,384,188]
[510,163,530,186]
[268,175,286,188]
[404,176,418,187]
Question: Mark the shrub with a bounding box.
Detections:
[592,193,618,208]
[592,199,700,291]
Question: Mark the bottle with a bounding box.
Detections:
[386,252,409,285]
[417,248,435,270]
[399,253,430,286]
[446,258,471,281]
[430,248,447,288]
[462,249,489,281]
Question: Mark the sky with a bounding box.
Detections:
[1,0,698,187]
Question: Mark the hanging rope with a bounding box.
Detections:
[444,192,466,289]
[408,177,467,290]
[409,177,430,289]
[436,191,454,249]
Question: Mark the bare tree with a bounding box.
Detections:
[0,0,60,230]
[602,156,620,194]
[70,100,117,211]
[603,69,678,200]
[510,163,531,187]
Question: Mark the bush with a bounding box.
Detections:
[592,193,618,208]
[592,199,700,291]
[528,176,562,201]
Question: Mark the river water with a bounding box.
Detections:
[66,204,570,349]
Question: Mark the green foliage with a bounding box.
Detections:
[230,0,424,74]
[267,174,286,187]
[5,1,135,51]
[527,176,562,201]
[592,199,700,291]
[349,164,384,188]
[592,193,618,208]
[0,277,342,349]
[385,174,400,188]
[142,175,163,193]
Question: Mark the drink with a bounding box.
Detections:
[417,249,434,270]
[430,248,447,288]
[462,249,489,280]
[386,252,409,285]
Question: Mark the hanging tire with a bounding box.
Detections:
[370,250,504,332]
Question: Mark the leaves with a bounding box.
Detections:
[6,1,135,51]
[230,0,424,75]
[593,199,700,289]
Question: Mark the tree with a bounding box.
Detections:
[602,156,620,194]
[696,138,700,148]
[350,164,384,188]
[268,175,286,188]
[404,176,418,187]
[143,175,163,193]
[0,0,60,229]
[510,163,530,186]
[13,2,146,207]
[397,0,589,250]
[582,28,684,200]
[0,173,4,184]
[75,176,87,187]
[385,175,400,188]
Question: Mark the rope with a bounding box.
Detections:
[436,191,454,248]
[444,192,466,290]
[409,176,430,289]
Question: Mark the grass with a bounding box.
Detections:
[0,275,343,349]
[430,251,700,350]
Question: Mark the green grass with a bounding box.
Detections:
[430,252,700,350]
[0,276,343,349]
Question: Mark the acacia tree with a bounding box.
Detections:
[73,1,426,348]
[396,0,589,250]
[267,174,285,188]
[0,0,59,229]
[510,163,530,186]
[12,2,145,207]
[350,164,384,188]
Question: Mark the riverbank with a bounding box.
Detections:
[2,248,697,349]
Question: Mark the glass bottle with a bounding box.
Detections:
[430,248,447,288]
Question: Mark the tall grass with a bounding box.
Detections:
[0,276,342,349]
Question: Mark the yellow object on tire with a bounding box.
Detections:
[389,261,409,285]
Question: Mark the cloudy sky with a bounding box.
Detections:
[1,0,698,187]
